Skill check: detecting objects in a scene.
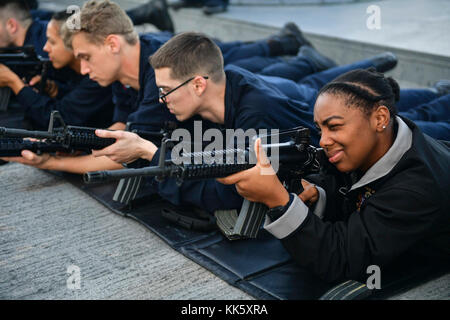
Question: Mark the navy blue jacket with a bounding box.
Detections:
[16,69,115,130]
[145,65,319,213]
[23,19,48,57]
[274,117,450,283]
[10,19,114,129]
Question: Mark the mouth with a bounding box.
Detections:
[327,150,344,163]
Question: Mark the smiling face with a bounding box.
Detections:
[155,67,200,121]
[314,93,382,173]
[71,32,121,86]
[43,20,74,69]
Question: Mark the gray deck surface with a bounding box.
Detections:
[211,0,450,58]
[0,163,252,300]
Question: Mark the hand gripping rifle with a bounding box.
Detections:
[0,46,51,110]
[83,126,325,240]
[0,110,176,157]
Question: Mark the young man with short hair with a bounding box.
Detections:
[0,0,47,53]
[0,11,115,129]
[1,0,178,172]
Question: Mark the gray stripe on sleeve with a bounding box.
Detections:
[313,186,326,219]
[264,194,309,239]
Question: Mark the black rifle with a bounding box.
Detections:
[0,46,50,90]
[0,46,51,110]
[84,126,325,239]
[0,110,176,157]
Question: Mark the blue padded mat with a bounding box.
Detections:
[46,170,449,300]
[48,170,338,299]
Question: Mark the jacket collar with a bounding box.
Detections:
[350,116,413,191]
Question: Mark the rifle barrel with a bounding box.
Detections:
[0,127,55,140]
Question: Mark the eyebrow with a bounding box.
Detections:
[75,53,89,59]
[316,115,344,127]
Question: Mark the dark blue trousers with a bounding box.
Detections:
[413,120,450,140]
[230,56,282,73]
[182,0,229,6]
[397,89,439,111]
[397,93,450,140]
[255,58,450,140]
[259,57,316,81]
[400,94,450,122]
[297,58,375,90]
[231,56,317,82]
[217,41,272,65]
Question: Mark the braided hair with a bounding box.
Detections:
[318,68,400,118]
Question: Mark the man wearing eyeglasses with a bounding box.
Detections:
[0,0,321,173]
[0,0,180,172]
[89,32,323,213]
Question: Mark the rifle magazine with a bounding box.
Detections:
[214,200,267,240]
[113,177,143,204]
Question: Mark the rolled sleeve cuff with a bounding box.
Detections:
[264,193,309,239]
[148,148,161,166]
[313,185,326,219]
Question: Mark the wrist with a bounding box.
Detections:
[41,154,55,170]
[138,139,158,162]
[9,75,25,95]
[266,188,290,209]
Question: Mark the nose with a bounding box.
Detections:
[43,41,50,53]
[159,96,167,105]
[319,130,333,149]
[80,60,90,75]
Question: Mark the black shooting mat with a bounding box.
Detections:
[47,170,450,300]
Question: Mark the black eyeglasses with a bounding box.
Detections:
[159,76,208,104]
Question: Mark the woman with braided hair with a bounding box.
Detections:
[218,68,450,283]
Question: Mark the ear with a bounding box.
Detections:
[6,18,18,34]
[192,76,208,96]
[104,35,121,54]
[373,105,391,132]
